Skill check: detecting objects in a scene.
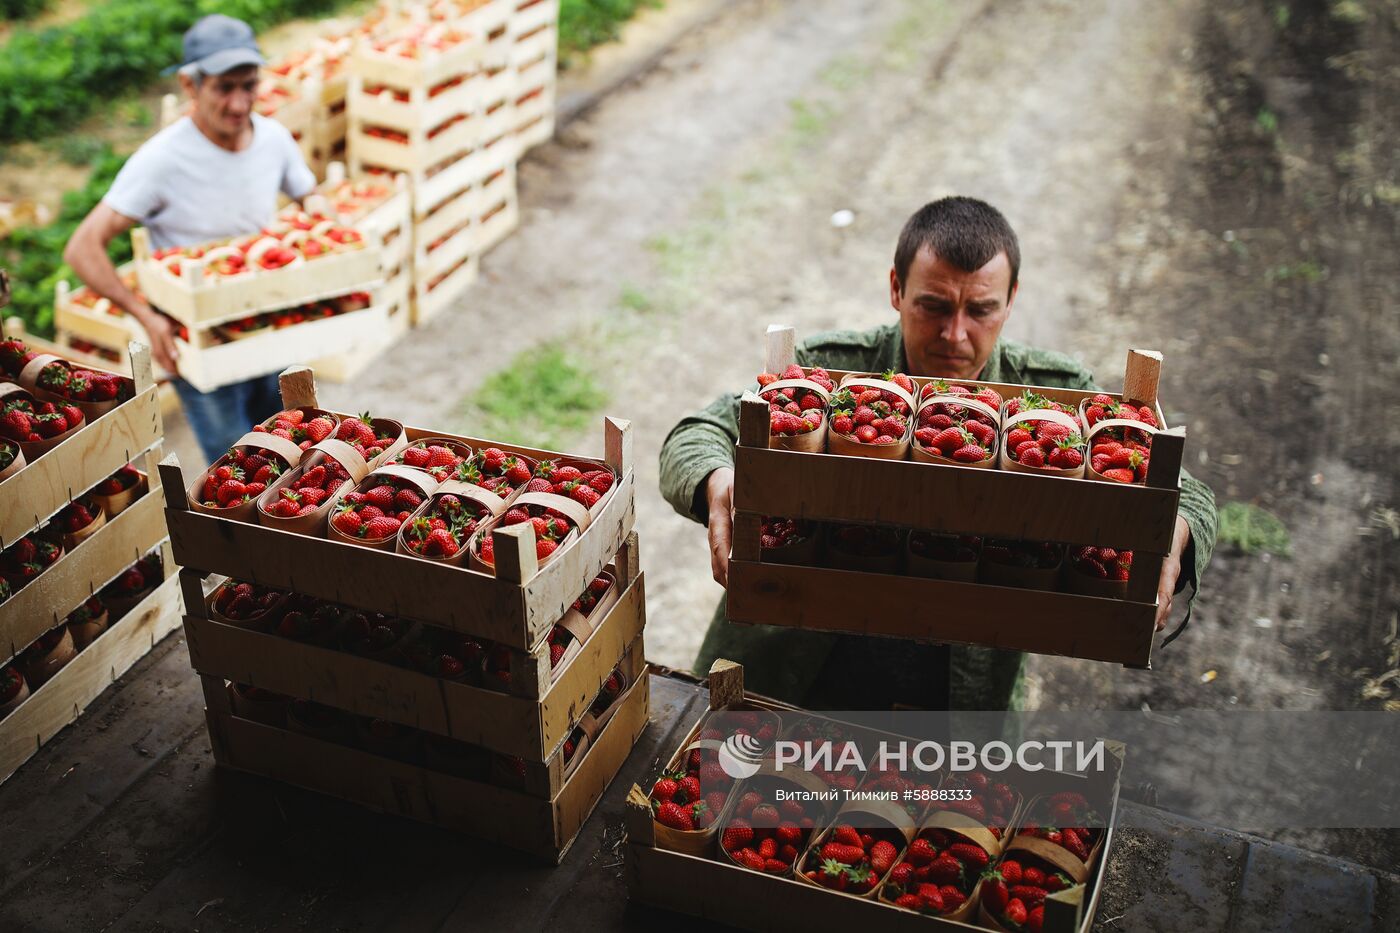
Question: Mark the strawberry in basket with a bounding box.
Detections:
[458,447,533,495]
[982,539,1063,573]
[756,364,833,437]
[784,717,863,791]
[332,477,426,542]
[982,852,1082,932]
[0,441,14,474]
[402,493,492,560]
[1083,394,1157,483]
[199,446,286,509]
[23,359,123,407]
[340,610,416,658]
[915,380,1001,462]
[57,498,100,535]
[332,412,399,462]
[652,714,776,833]
[1002,392,1085,471]
[909,532,980,563]
[761,516,813,551]
[391,440,467,481]
[829,372,915,446]
[918,379,1004,411]
[802,822,905,894]
[1018,791,1102,863]
[0,338,37,374]
[212,580,287,624]
[0,578,10,607]
[478,501,576,565]
[416,631,486,684]
[1,535,63,588]
[273,597,345,645]
[255,408,337,451]
[589,667,626,716]
[864,759,938,822]
[96,464,142,496]
[527,459,615,508]
[827,522,901,563]
[2,396,84,442]
[723,789,821,875]
[264,459,350,517]
[1070,545,1132,582]
[931,768,1017,835]
[884,826,992,916]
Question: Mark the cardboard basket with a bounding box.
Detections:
[20,626,77,688]
[186,431,306,523]
[910,393,999,468]
[759,376,830,453]
[330,465,442,551]
[1,381,84,460]
[0,670,30,718]
[795,797,918,899]
[827,375,914,460]
[17,355,128,420]
[905,532,979,582]
[256,438,370,536]
[67,605,110,650]
[93,468,148,518]
[978,542,1064,592]
[58,500,107,551]
[1080,400,1161,486]
[997,407,1086,479]
[401,479,510,566]
[877,809,999,922]
[824,524,904,576]
[0,439,24,484]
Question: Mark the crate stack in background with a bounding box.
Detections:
[510,0,559,151]
[160,367,648,860]
[264,34,357,179]
[0,339,180,784]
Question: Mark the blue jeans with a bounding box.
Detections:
[172,372,285,463]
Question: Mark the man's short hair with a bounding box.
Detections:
[893,197,1020,298]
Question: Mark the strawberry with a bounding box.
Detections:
[1003,899,1028,926]
[654,801,693,831]
[651,777,679,803]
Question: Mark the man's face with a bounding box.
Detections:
[890,246,1017,380]
[186,65,258,140]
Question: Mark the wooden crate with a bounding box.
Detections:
[173,299,392,393]
[726,330,1185,669]
[510,23,557,69]
[181,550,645,761]
[511,0,558,38]
[411,253,480,325]
[312,164,413,272]
[52,269,146,354]
[347,112,482,177]
[349,33,486,94]
[3,319,179,417]
[0,545,180,784]
[514,72,555,148]
[130,228,385,328]
[0,343,160,548]
[309,270,411,383]
[413,212,477,283]
[159,367,637,651]
[624,662,1120,933]
[348,71,485,135]
[203,661,650,862]
[474,163,519,254]
[417,183,479,253]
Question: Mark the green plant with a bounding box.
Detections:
[0,0,47,22]
[0,145,129,336]
[459,343,607,451]
[1217,502,1292,556]
[558,0,662,61]
[0,0,359,144]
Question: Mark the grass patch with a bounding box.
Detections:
[460,343,608,451]
[787,98,836,147]
[618,283,653,313]
[1266,259,1326,283]
[1217,502,1292,556]
[559,0,663,63]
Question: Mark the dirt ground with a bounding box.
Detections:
[112,0,1399,872]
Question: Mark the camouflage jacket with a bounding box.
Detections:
[659,324,1218,710]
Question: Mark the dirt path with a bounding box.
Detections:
[332,0,1399,726]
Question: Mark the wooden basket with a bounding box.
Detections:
[877,810,999,922]
[905,532,979,583]
[92,468,148,518]
[997,407,1086,479]
[59,500,107,551]
[759,520,823,567]
[910,393,999,468]
[206,583,290,631]
[468,490,590,575]
[0,439,24,483]
[17,355,127,419]
[20,626,78,688]
[824,524,904,576]
[978,542,1063,592]
[329,465,441,551]
[66,605,110,651]
[0,669,30,718]
[256,438,370,536]
[548,569,621,681]
[827,375,914,460]
[795,798,918,899]
[1080,400,1161,486]
[977,834,1094,932]
[400,479,510,566]
[1,381,84,459]
[187,431,306,523]
[759,377,830,453]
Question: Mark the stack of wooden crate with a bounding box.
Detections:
[347,27,502,324]
[127,217,389,393]
[160,367,649,860]
[0,342,180,784]
[510,0,559,150]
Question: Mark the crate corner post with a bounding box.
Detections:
[604,416,633,476]
[624,783,655,847]
[1043,882,1085,933]
[738,393,770,450]
[763,323,797,373]
[1123,348,1162,406]
[706,659,744,710]
[158,452,188,511]
[278,366,320,410]
[492,522,539,584]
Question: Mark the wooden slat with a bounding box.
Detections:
[732,445,1180,553]
[1,490,167,664]
[208,667,649,862]
[164,470,635,649]
[183,573,645,759]
[0,565,181,784]
[726,559,1156,667]
[0,384,162,546]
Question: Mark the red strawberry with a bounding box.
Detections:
[651,777,678,802]
[1004,898,1028,925]
[655,801,693,831]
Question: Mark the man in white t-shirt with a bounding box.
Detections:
[64,14,317,461]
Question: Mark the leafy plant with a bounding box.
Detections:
[559,0,662,61]
[0,0,48,22]
[0,145,130,336]
[1217,502,1292,556]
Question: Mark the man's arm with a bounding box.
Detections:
[659,390,744,585]
[63,204,180,374]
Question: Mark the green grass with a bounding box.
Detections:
[559,0,662,62]
[459,343,608,451]
[1217,502,1292,556]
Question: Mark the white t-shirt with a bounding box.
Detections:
[104,113,317,250]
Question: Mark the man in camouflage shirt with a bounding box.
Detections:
[659,197,1217,711]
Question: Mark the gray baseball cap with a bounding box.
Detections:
[163,14,265,76]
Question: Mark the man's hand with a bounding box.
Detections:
[131,303,180,375]
[1155,516,1192,632]
[705,467,735,587]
